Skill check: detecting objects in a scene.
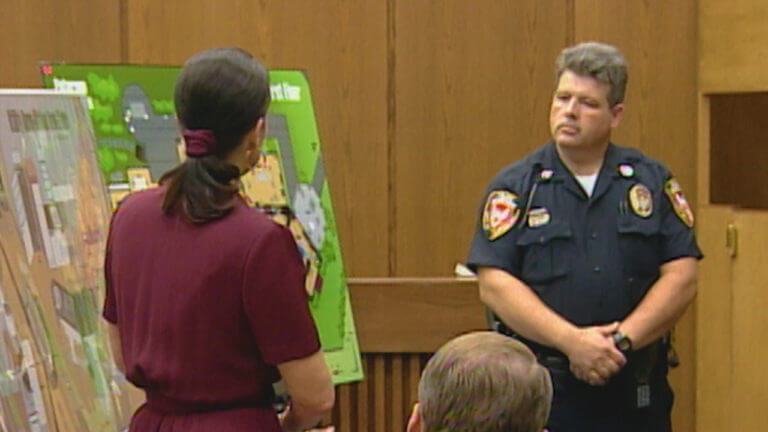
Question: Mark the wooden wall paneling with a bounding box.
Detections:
[697,95,711,206]
[124,0,390,276]
[695,206,733,432]
[731,210,768,431]
[709,93,768,210]
[573,2,698,431]
[574,0,698,204]
[357,358,370,432]
[699,0,768,93]
[334,383,352,432]
[407,354,422,419]
[374,356,386,432]
[0,0,122,87]
[123,0,268,64]
[348,278,487,352]
[393,0,569,276]
[668,293,697,432]
[330,354,428,432]
[390,355,404,432]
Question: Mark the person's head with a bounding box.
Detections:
[407,331,553,432]
[549,41,627,149]
[160,47,270,224]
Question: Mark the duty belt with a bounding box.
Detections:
[495,320,667,376]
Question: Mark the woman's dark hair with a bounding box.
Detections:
[160,47,270,224]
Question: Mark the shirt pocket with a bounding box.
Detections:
[617,215,662,278]
[516,222,572,284]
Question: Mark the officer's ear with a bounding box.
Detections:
[610,103,625,128]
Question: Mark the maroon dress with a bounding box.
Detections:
[103,187,320,432]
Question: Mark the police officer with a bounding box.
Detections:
[467,42,702,431]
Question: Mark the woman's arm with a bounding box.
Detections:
[107,322,125,374]
[277,349,335,432]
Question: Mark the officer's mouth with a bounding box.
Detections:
[557,123,580,135]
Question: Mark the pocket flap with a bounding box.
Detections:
[516,222,572,246]
[618,215,659,236]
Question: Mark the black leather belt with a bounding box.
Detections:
[496,322,568,364]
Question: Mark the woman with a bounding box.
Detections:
[103,47,334,432]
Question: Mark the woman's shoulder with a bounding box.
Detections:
[115,187,164,212]
[227,200,288,237]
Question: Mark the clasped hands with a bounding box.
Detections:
[562,322,626,386]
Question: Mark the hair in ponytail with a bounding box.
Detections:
[160,47,270,224]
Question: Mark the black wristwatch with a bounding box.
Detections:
[612,331,633,354]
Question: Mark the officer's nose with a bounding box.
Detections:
[563,98,579,118]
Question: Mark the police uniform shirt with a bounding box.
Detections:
[467,142,703,326]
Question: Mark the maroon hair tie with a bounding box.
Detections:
[183,129,217,157]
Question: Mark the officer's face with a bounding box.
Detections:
[549,70,624,149]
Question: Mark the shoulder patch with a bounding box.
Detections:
[482,190,520,240]
[664,178,694,228]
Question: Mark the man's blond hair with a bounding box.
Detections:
[418,331,552,432]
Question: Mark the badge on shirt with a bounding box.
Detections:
[540,169,554,180]
[664,178,694,227]
[527,207,551,228]
[619,164,635,178]
[628,183,653,218]
[482,190,521,240]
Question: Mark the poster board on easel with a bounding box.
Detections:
[40,65,362,385]
[0,89,140,431]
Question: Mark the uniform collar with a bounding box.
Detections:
[609,145,644,179]
[535,142,624,202]
[589,144,625,202]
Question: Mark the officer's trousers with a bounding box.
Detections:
[544,359,673,432]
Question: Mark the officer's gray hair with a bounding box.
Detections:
[555,41,628,107]
[417,331,553,432]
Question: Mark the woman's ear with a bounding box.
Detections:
[406,403,422,432]
[255,117,267,141]
[241,122,264,172]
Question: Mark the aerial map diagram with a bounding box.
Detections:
[41,65,361,385]
[0,90,142,431]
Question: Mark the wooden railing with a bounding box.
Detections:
[330,278,486,432]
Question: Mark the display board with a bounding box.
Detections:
[41,65,361,384]
[0,90,139,431]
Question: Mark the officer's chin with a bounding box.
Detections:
[554,135,582,147]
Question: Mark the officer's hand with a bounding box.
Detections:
[562,322,626,385]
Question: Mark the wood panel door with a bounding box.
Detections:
[696,205,734,432]
[696,206,768,432]
[730,209,768,430]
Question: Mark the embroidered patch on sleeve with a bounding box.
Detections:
[482,190,520,240]
[664,178,694,228]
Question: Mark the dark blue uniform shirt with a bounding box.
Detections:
[468,142,702,327]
